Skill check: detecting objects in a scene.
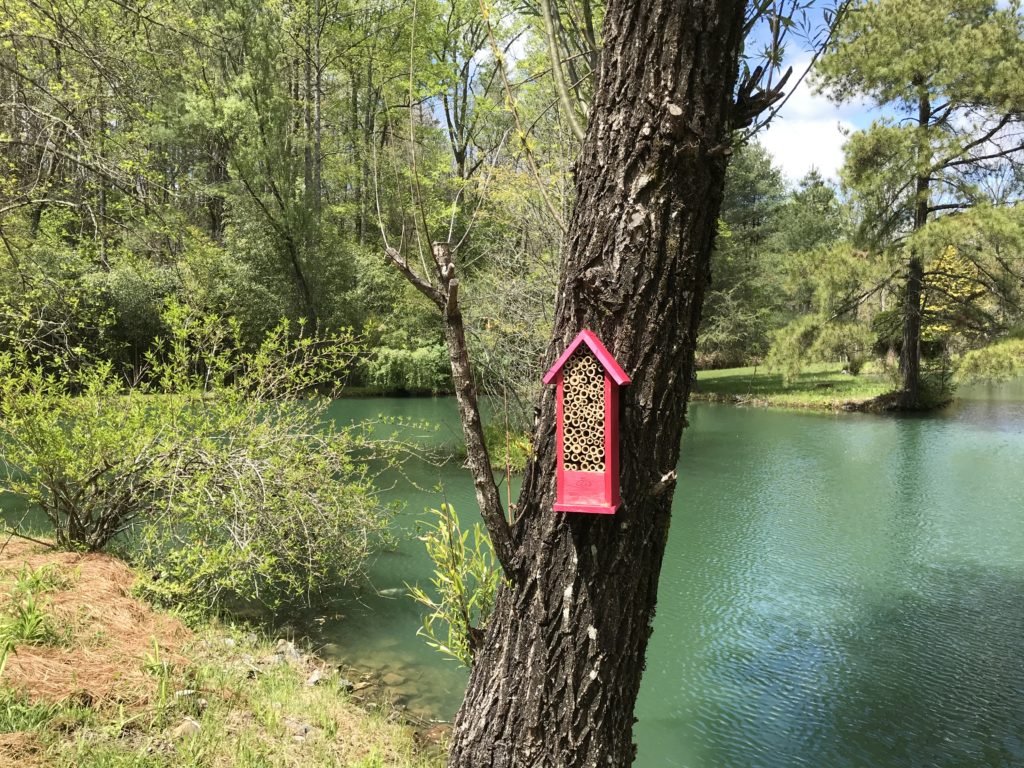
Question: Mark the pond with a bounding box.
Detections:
[5,383,1021,766]
[305,381,1024,768]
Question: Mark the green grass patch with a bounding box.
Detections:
[695,362,895,410]
[0,552,443,768]
[0,624,445,767]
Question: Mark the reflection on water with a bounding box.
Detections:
[311,385,1024,766]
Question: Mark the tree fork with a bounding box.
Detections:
[447,0,747,764]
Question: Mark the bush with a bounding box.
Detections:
[407,504,503,667]
[0,304,395,610]
[957,337,1024,384]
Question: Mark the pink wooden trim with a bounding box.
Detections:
[603,375,614,504]
[542,329,631,386]
[554,502,619,515]
[604,376,622,507]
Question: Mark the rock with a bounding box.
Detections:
[274,639,302,662]
[171,717,201,741]
[381,672,406,687]
[305,668,325,687]
[174,689,198,700]
[351,680,372,692]
[284,717,313,739]
[243,633,258,646]
[338,677,355,693]
[222,637,236,648]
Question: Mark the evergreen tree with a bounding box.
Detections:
[817,0,1024,406]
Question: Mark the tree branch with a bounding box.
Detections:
[383,246,443,308]
[430,242,518,576]
[540,0,586,143]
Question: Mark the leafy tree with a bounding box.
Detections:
[765,239,881,383]
[910,205,1024,345]
[699,142,786,368]
[817,0,1024,406]
[771,169,852,330]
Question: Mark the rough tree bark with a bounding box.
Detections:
[385,0,752,762]
[445,0,748,764]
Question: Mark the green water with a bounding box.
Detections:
[7,385,1021,765]
[305,383,1024,767]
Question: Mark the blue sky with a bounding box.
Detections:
[745,3,883,184]
[757,58,877,183]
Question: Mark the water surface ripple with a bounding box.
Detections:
[313,382,1024,767]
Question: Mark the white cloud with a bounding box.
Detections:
[756,61,868,183]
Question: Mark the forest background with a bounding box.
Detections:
[2,0,1023,416]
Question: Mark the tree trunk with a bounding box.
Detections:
[899,253,924,407]
[447,0,746,764]
[899,89,931,409]
[207,137,229,242]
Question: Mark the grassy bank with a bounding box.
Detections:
[694,363,895,411]
[0,539,445,768]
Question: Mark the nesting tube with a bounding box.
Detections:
[562,346,607,472]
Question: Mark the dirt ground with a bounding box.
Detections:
[0,536,190,706]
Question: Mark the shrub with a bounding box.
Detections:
[957,338,1024,384]
[407,504,503,667]
[0,304,395,610]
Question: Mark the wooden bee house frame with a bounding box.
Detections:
[543,330,630,515]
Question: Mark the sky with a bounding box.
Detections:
[744,0,888,187]
[756,58,873,184]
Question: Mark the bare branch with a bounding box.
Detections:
[383,246,444,308]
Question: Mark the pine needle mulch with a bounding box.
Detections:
[0,537,190,708]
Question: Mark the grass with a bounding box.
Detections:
[0,563,74,651]
[694,362,896,411]
[0,542,445,768]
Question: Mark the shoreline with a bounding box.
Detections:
[693,364,920,413]
[690,389,904,414]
